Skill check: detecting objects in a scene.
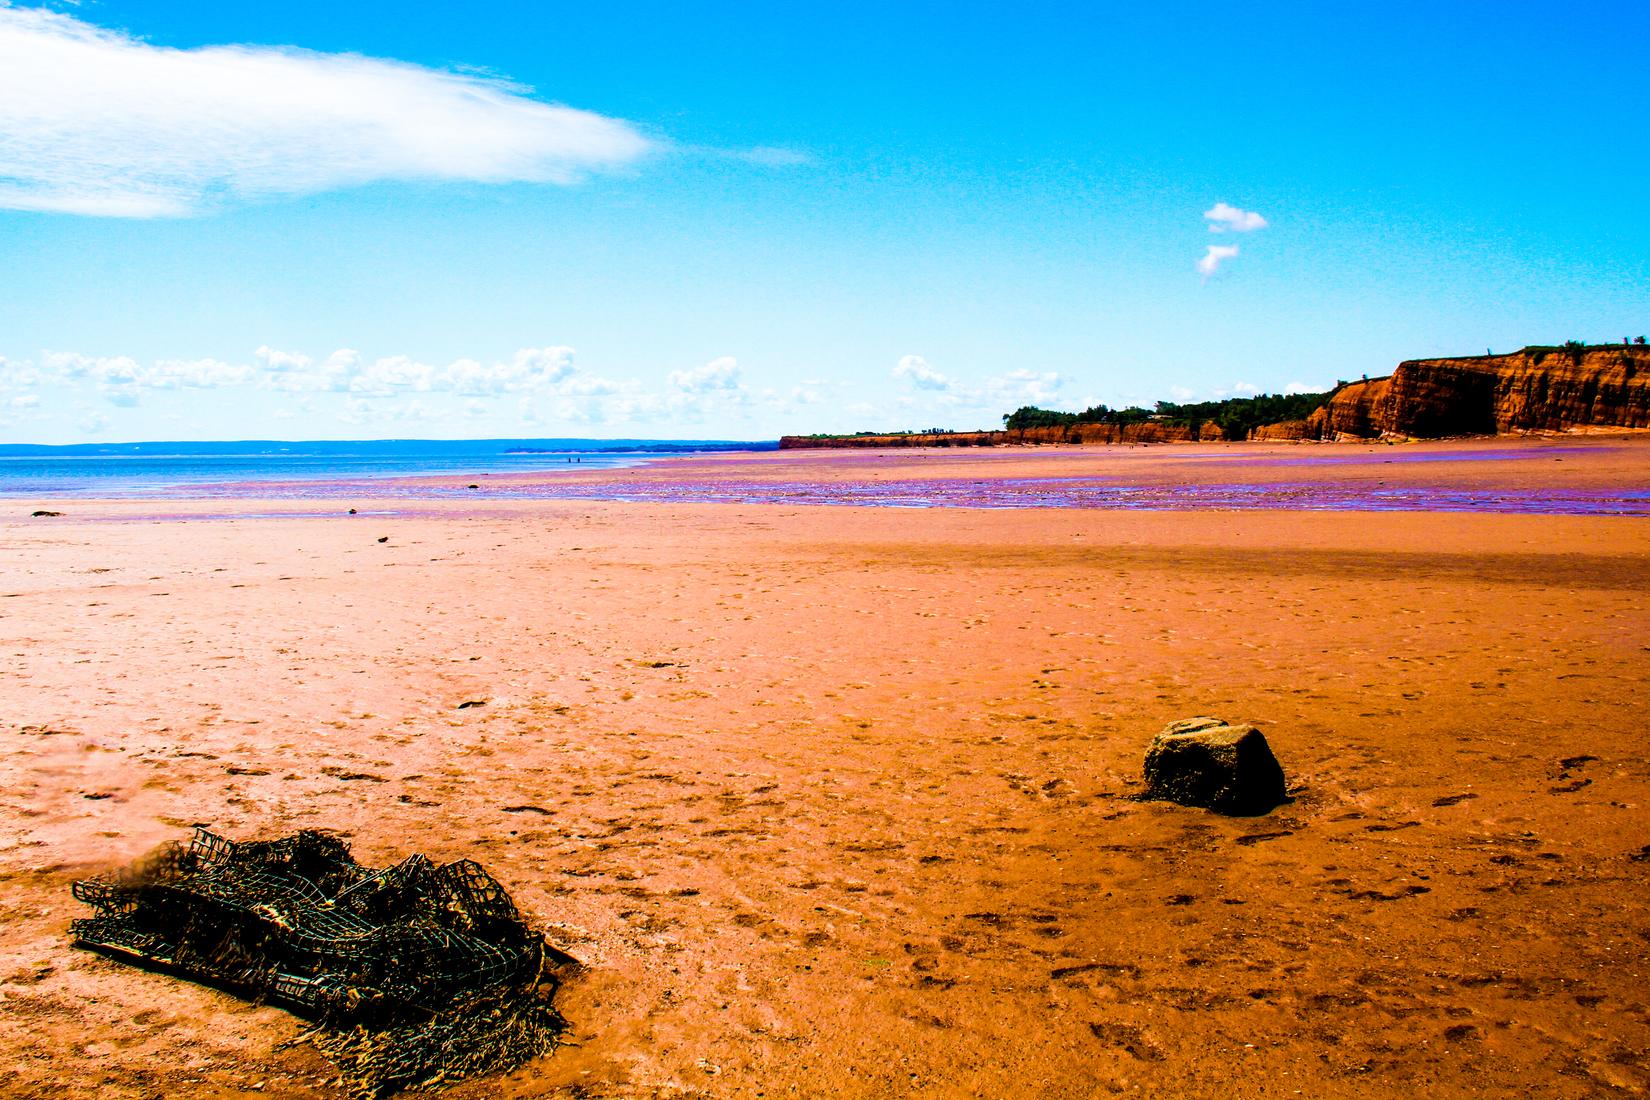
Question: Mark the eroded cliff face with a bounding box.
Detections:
[1310,347,1650,439]
[1248,419,1314,441]
[1305,377,1393,439]
[1407,346,1649,433]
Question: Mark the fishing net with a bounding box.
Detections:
[71,827,573,1097]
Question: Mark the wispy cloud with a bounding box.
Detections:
[1204,201,1267,233]
[11,344,1059,436]
[43,351,253,404]
[892,354,950,391]
[668,356,742,394]
[887,356,1066,421]
[692,144,815,168]
[0,6,656,216]
[5,343,871,435]
[14,345,613,407]
[1196,243,1240,277]
[983,369,1063,406]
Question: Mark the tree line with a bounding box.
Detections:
[1002,389,1332,437]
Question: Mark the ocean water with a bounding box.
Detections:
[0,442,742,498]
[4,440,1644,516]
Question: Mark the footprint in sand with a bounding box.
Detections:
[1087,1021,1164,1060]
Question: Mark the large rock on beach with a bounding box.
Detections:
[1142,717,1287,815]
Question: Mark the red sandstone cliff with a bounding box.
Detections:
[1309,346,1650,439]
[1304,377,1393,439]
[1248,419,1314,441]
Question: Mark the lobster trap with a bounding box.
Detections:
[72,828,573,1096]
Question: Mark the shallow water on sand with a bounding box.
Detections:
[0,450,658,497]
[101,474,1650,515]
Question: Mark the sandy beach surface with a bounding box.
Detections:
[3,437,1649,1098]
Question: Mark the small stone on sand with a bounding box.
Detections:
[1141,717,1287,815]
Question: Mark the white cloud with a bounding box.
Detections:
[10,343,1078,437]
[558,374,619,397]
[255,346,313,373]
[391,398,435,422]
[668,356,741,393]
[984,369,1063,406]
[1204,202,1267,233]
[892,354,950,391]
[270,395,314,420]
[879,360,1077,425]
[508,346,579,389]
[1197,244,1240,277]
[655,357,756,425]
[555,397,609,424]
[342,347,593,397]
[605,393,667,423]
[45,352,146,404]
[0,7,655,217]
[14,344,612,410]
[0,385,40,425]
[1200,381,1265,400]
[125,357,257,395]
[258,347,360,393]
[349,354,435,396]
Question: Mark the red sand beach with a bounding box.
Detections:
[3,437,1649,1098]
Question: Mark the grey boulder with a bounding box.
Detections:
[1142,717,1287,815]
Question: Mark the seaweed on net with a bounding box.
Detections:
[71,827,574,1097]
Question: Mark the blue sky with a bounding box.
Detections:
[1,0,1645,443]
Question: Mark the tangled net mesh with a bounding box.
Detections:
[71,828,571,1097]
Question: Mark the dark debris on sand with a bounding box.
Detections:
[72,827,576,1097]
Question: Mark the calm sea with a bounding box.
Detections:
[0,440,768,498]
[4,440,1643,516]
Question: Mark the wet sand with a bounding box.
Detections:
[3,437,1649,1098]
